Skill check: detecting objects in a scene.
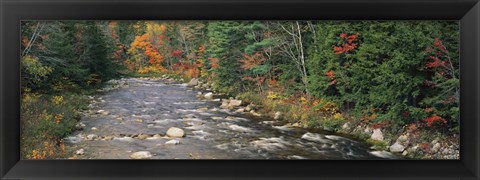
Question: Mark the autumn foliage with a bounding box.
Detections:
[240,53,268,92]
[325,70,336,85]
[129,33,165,71]
[333,33,359,54]
[424,115,447,127]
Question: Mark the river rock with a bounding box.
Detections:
[103,135,114,141]
[274,111,282,120]
[87,110,96,115]
[204,92,213,99]
[91,127,98,131]
[441,148,450,155]
[364,126,373,133]
[371,129,384,141]
[228,100,242,107]
[224,116,236,120]
[291,122,301,128]
[86,134,98,140]
[220,100,229,109]
[137,134,149,140]
[165,140,180,145]
[188,78,199,86]
[245,104,253,112]
[407,145,419,154]
[341,122,351,130]
[201,83,209,89]
[197,107,208,111]
[96,110,109,115]
[75,149,85,155]
[166,127,185,138]
[235,108,245,113]
[389,142,406,152]
[250,110,262,117]
[431,137,440,145]
[432,143,441,153]
[130,151,152,159]
[64,136,82,144]
[75,122,86,130]
[397,134,409,143]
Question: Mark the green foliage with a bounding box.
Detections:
[21,55,53,90]
[37,21,89,90]
[21,21,123,92]
[205,21,246,92]
[82,21,120,82]
[366,139,388,150]
[20,93,88,159]
[306,21,459,132]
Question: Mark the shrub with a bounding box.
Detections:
[21,93,88,159]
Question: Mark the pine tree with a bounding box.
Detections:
[82,21,118,83]
[39,21,88,90]
[205,21,246,92]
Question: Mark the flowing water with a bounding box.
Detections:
[64,78,398,160]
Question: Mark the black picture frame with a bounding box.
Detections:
[1,0,479,179]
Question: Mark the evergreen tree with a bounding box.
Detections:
[38,21,88,90]
[82,21,118,83]
[205,21,246,92]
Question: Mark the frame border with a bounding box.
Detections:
[1,0,479,179]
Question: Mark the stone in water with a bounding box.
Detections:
[165,140,180,145]
[166,127,185,138]
[130,151,153,159]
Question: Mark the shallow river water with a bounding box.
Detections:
[65,78,398,160]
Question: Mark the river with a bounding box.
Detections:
[64,78,398,160]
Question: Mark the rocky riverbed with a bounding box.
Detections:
[64,77,399,159]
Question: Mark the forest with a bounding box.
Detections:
[20,21,459,160]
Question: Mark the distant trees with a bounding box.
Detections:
[21,21,121,92]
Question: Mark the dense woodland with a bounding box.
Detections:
[20,21,459,159]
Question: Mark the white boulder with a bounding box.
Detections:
[165,140,180,145]
[130,151,153,159]
[204,92,214,99]
[389,142,406,153]
[166,127,185,138]
[371,129,384,141]
[274,111,282,120]
[188,78,199,86]
[75,149,85,155]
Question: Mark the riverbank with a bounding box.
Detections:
[183,76,460,160]
[20,92,90,159]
